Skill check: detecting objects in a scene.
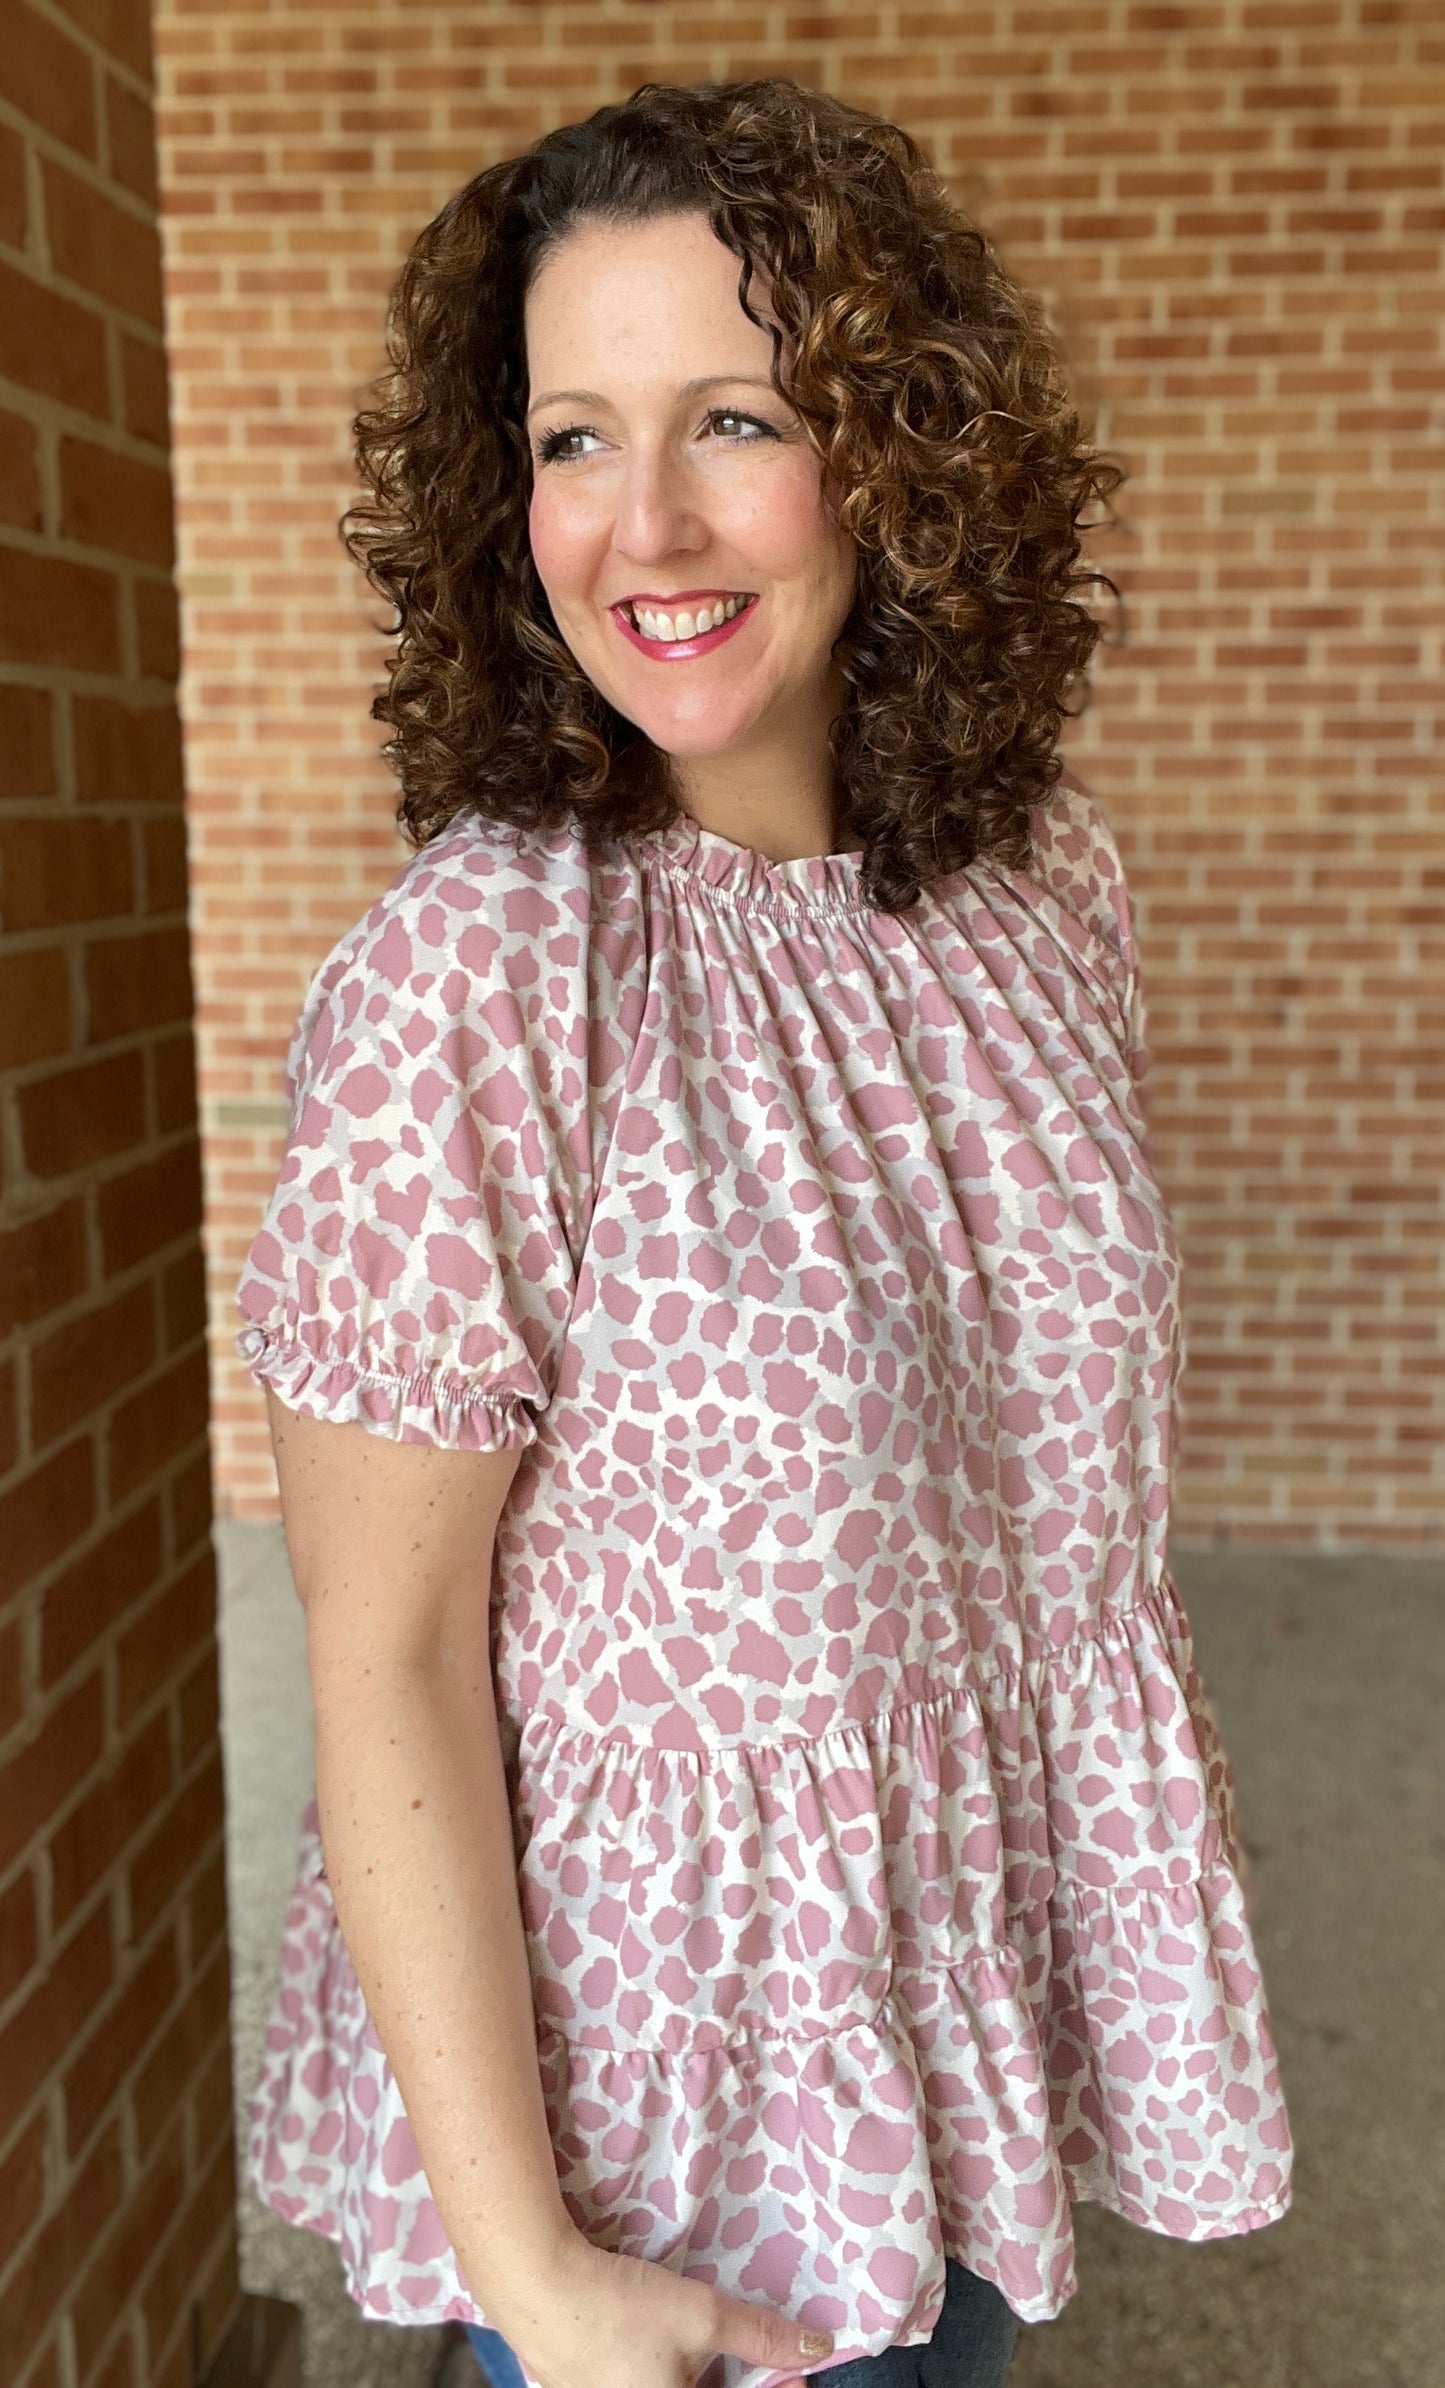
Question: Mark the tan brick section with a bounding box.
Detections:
[0,1,241,2383]
[155,1,1445,1549]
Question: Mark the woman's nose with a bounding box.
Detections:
[610,444,706,560]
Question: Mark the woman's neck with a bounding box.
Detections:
[664,678,857,863]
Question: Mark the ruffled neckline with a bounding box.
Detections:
[635,812,870,914]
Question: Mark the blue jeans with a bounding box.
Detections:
[462,2257,1019,2388]
[462,2321,529,2388]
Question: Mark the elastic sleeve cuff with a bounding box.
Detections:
[236,1326,541,1453]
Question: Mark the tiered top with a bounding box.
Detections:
[235,769,1291,2386]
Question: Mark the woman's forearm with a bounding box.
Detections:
[308,1632,572,2322]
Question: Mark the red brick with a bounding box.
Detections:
[83,923,192,1038]
[0,0,97,158]
[63,1912,179,2152]
[124,1749,224,1940]
[0,0,242,2343]
[176,1635,220,1769]
[0,1864,39,2005]
[87,2330,137,2388]
[0,548,121,672]
[107,1343,211,1511]
[39,1495,163,1689]
[0,1198,86,1336]
[161,1242,206,1356]
[0,685,55,796]
[0,119,24,246]
[0,1900,112,2148]
[98,1136,203,1282]
[0,257,108,417]
[72,695,184,806]
[0,405,42,530]
[189,2037,235,2177]
[106,74,156,204]
[131,1936,229,2154]
[53,0,150,80]
[0,944,72,1070]
[138,2133,236,2377]
[184,1841,229,1985]
[133,576,179,680]
[42,158,164,328]
[69,2121,184,2385]
[111,1547,215,1726]
[7,556,120,697]
[0,1439,96,1616]
[166,1445,213,1564]
[20,2332,67,2388]
[0,1356,16,1478]
[0,2108,46,2276]
[0,815,133,934]
[152,1031,199,1138]
[60,437,175,566]
[30,1279,156,1453]
[193,2231,242,2385]
[120,333,170,446]
[141,812,190,913]
[14,1049,145,1179]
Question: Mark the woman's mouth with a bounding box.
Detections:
[610,591,759,659]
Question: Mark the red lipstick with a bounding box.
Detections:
[610,593,759,660]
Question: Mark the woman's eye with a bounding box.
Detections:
[706,409,775,443]
[532,410,778,465]
[536,425,602,465]
[535,410,778,466]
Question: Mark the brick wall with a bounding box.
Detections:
[156,0,1445,1548]
[0,2,241,2382]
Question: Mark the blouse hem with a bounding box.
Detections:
[244,2166,1291,2338]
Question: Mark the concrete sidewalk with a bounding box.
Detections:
[214,1527,1444,2388]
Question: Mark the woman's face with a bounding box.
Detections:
[523,210,857,771]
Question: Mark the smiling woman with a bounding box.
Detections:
[236,73,1292,2388]
[342,77,1127,913]
[520,209,859,859]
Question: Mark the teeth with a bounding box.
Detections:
[631,594,748,642]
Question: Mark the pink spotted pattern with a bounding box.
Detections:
[235,767,1292,2386]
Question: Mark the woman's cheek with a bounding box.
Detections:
[527,490,561,593]
[527,488,588,612]
[736,463,842,581]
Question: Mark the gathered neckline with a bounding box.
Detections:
[633,813,871,914]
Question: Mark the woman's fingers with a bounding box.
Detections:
[702,2287,834,2378]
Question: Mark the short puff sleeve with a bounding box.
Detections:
[234,833,591,1451]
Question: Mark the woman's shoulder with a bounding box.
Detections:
[1019,761,1139,977]
[279,809,619,1112]
[314,808,597,998]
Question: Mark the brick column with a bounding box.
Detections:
[0,1,244,2380]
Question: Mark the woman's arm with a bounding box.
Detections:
[265,1388,831,2388]
[266,1386,573,2318]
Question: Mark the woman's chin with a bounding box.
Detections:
[629,703,768,761]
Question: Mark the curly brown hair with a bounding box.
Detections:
[346,77,1125,917]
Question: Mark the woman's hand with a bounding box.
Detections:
[484,2226,835,2388]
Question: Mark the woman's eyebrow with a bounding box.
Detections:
[525,372,777,420]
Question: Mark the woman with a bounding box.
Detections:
[235,77,1293,2388]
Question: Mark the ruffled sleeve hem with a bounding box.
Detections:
[235,1324,540,1453]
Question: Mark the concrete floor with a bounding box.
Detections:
[215,1520,450,2388]
[214,1526,1445,2388]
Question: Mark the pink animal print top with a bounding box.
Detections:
[235,767,1292,2385]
